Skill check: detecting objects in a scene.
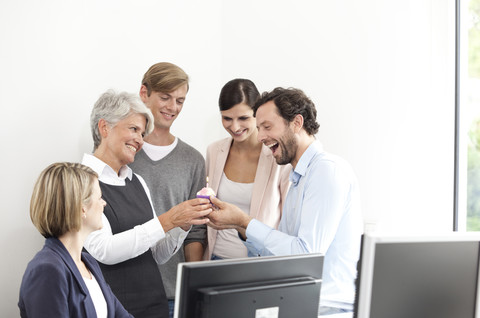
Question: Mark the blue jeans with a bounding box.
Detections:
[210,254,223,260]
[168,299,174,318]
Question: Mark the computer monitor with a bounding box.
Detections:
[174,253,324,318]
[354,233,480,318]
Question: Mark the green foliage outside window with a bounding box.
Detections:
[467,119,480,230]
[469,0,480,77]
[467,0,480,231]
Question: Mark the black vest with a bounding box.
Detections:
[99,175,168,318]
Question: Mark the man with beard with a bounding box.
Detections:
[207,87,363,316]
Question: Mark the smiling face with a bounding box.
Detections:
[221,103,257,143]
[256,101,298,165]
[98,113,146,172]
[83,178,106,233]
[140,84,188,130]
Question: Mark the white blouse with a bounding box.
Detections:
[82,153,188,265]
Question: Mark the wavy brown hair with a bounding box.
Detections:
[254,87,320,135]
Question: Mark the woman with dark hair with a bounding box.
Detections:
[203,79,290,260]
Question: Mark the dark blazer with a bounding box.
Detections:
[18,237,132,318]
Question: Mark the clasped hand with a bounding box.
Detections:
[206,196,252,231]
[163,198,212,231]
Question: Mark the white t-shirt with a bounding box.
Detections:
[142,138,178,161]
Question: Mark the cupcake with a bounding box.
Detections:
[197,177,216,200]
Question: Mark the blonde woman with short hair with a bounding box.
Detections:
[18,162,132,318]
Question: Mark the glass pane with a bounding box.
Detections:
[462,0,480,231]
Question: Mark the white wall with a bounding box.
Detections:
[0,0,455,315]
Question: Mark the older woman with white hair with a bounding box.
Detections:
[82,90,212,318]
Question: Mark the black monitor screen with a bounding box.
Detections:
[354,234,480,318]
[174,253,324,318]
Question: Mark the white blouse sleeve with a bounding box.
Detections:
[84,214,166,265]
[151,227,190,265]
[84,173,189,265]
[137,173,191,264]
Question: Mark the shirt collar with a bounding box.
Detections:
[289,140,323,185]
[82,153,133,182]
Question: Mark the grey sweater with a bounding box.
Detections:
[129,138,206,299]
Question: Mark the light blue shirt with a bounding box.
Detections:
[245,141,363,309]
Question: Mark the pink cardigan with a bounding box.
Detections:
[203,137,291,260]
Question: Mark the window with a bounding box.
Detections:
[456,0,480,231]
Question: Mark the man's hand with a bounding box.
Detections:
[207,196,252,230]
[159,198,212,232]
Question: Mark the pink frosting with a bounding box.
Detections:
[197,187,216,197]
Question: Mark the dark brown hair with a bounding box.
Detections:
[254,87,320,135]
[218,79,260,111]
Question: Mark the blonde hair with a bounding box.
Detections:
[142,62,189,96]
[30,162,98,238]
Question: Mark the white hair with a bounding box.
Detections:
[90,90,154,151]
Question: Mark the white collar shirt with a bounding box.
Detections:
[244,141,363,310]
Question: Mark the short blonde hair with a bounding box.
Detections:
[30,162,98,238]
[142,62,189,96]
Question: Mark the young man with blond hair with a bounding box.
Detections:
[129,62,206,318]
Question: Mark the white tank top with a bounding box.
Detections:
[83,274,108,318]
[213,172,253,259]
